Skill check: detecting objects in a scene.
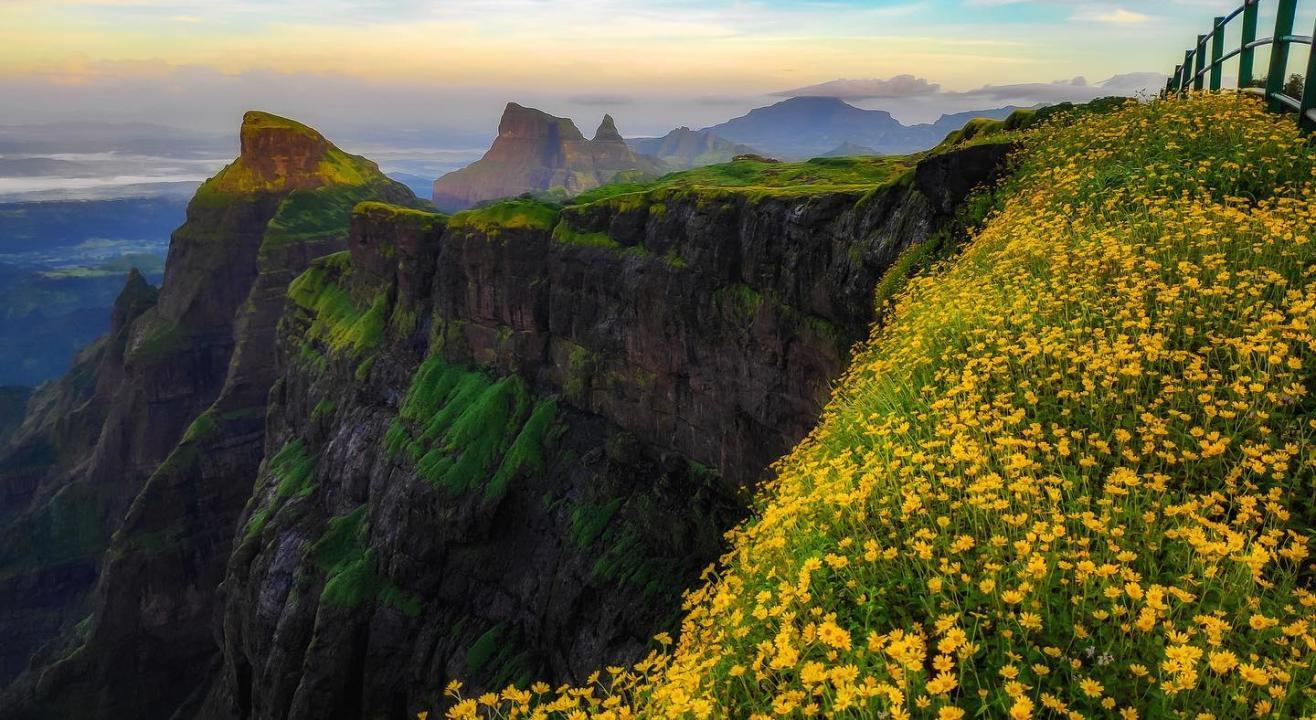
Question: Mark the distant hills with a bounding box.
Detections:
[431,103,665,212]
[625,127,758,170]
[702,96,1030,159]
[431,97,1033,208]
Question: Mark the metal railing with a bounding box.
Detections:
[1163,0,1316,131]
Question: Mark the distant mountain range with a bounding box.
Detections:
[702,96,1031,159]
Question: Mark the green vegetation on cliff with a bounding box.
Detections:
[569,154,913,206]
[385,356,559,503]
[448,199,560,236]
[287,252,389,358]
[445,94,1316,719]
[312,505,421,615]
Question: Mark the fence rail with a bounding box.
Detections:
[1163,0,1316,131]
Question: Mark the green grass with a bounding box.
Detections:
[485,400,558,505]
[270,439,316,499]
[550,219,619,249]
[465,622,507,674]
[385,356,559,500]
[569,498,622,548]
[353,200,446,228]
[287,252,389,358]
[182,411,219,443]
[311,505,422,615]
[311,397,336,421]
[713,283,763,318]
[569,155,913,206]
[262,183,389,252]
[932,96,1136,153]
[447,199,561,235]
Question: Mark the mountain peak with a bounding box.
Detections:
[110,267,158,335]
[592,114,625,144]
[498,103,586,141]
[207,111,378,194]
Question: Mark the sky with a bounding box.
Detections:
[0,0,1293,143]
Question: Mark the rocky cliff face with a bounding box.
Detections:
[201,142,1011,720]
[431,104,665,212]
[0,112,421,720]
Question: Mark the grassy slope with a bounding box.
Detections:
[445,94,1316,718]
[570,154,915,205]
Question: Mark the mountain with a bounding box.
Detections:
[702,96,910,158]
[704,96,1036,159]
[820,141,880,157]
[625,127,758,170]
[0,103,1016,718]
[0,111,421,719]
[431,104,665,212]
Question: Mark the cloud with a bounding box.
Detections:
[948,72,1165,104]
[771,75,941,100]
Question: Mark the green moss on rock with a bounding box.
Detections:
[550,219,619,249]
[311,505,421,615]
[270,439,316,499]
[288,253,389,358]
[385,356,558,500]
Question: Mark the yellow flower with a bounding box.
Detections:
[1080,678,1104,698]
[1208,650,1237,674]
[817,620,852,651]
[926,672,958,695]
[1237,664,1269,685]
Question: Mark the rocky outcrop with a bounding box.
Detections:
[626,127,758,170]
[431,104,664,212]
[0,112,421,720]
[203,142,1011,720]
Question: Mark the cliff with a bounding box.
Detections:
[0,111,421,719]
[200,142,1011,719]
[431,104,665,212]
